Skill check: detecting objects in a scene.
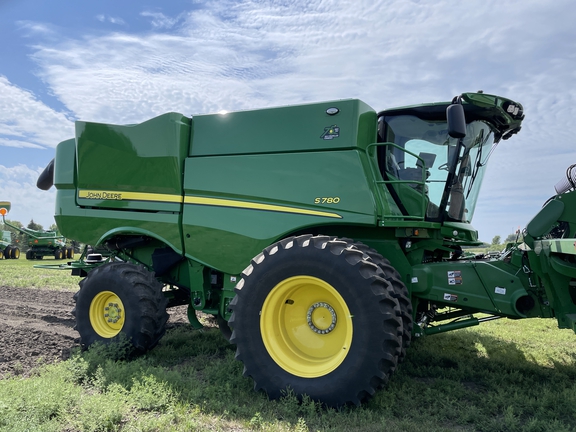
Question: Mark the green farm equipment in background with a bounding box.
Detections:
[0,201,73,260]
[0,231,20,260]
[37,91,576,407]
[0,202,20,259]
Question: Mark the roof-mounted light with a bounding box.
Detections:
[502,101,523,119]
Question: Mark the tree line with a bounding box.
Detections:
[490,231,524,248]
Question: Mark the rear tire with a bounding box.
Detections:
[72,262,169,353]
[10,247,20,259]
[229,235,402,407]
[3,246,12,259]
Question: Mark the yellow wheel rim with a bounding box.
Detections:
[89,291,125,338]
[261,276,353,378]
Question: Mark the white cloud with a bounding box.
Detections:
[0,138,45,149]
[96,15,126,25]
[141,11,181,29]
[0,76,74,149]
[0,164,57,229]
[109,16,126,25]
[15,20,55,37]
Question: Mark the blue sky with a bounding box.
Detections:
[1,0,575,242]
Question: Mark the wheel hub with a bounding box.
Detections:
[307,302,337,334]
[104,303,122,324]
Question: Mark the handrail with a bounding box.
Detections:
[366,142,429,221]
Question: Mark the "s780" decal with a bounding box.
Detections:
[314,197,340,204]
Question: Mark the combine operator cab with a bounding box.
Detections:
[376,92,523,223]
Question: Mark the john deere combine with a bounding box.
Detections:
[37,92,576,407]
[0,202,72,260]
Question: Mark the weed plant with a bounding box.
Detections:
[1,315,576,431]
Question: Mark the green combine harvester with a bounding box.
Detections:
[37,92,576,407]
[0,202,73,260]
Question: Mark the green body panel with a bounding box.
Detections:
[182,150,377,273]
[538,238,576,255]
[526,199,565,238]
[412,260,528,316]
[55,113,190,250]
[1,203,20,257]
[25,230,66,247]
[190,99,377,156]
[75,112,191,197]
[0,230,11,250]
[54,139,76,190]
[521,189,576,330]
[0,202,13,253]
[56,190,183,253]
[531,236,576,330]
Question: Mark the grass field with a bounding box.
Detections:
[1,258,576,431]
[0,253,80,290]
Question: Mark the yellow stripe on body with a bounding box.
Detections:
[184,196,342,219]
[77,190,342,219]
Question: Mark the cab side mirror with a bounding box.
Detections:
[447,104,466,139]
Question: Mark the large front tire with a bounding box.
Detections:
[342,240,413,361]
[72,262,169,353]
[229,235,402,407]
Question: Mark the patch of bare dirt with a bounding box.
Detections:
[0,286,189,378]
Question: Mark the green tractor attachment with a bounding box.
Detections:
[0,201,73,260]
[37,91,576,407]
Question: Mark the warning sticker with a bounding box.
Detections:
[447,270,462,285]
[495,286,506,295]
[444,293,458,302]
